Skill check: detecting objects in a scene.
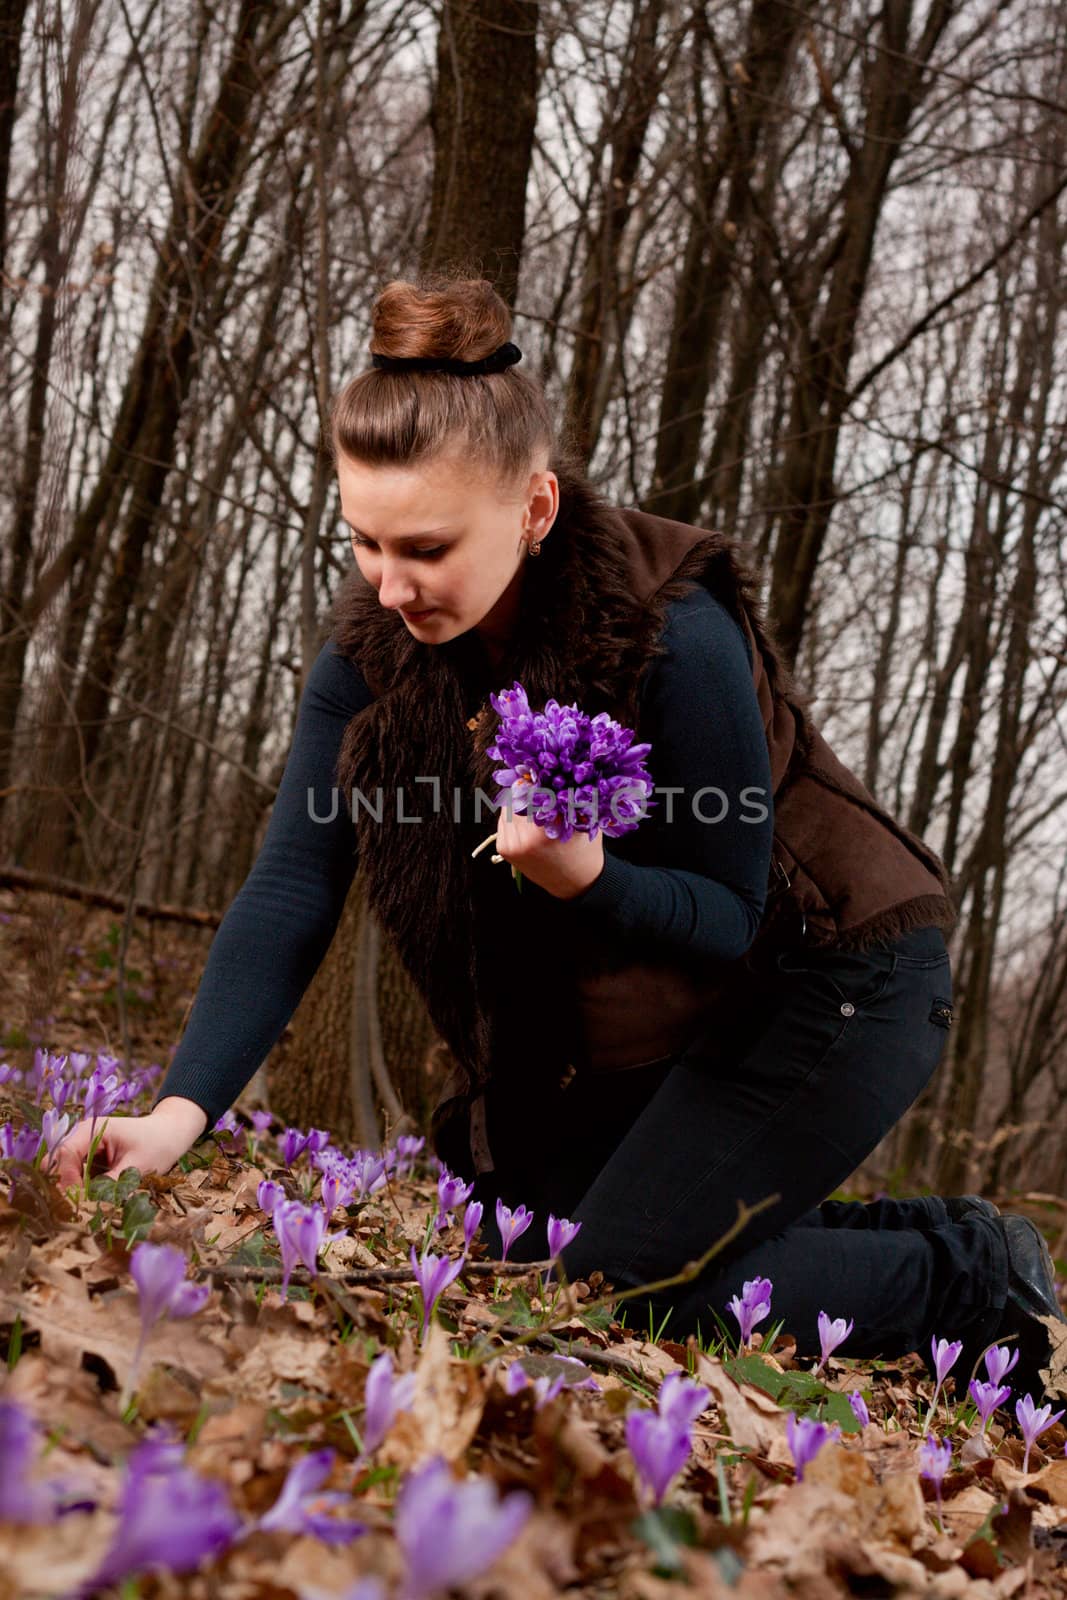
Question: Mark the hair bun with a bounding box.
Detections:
[370,273,512,366]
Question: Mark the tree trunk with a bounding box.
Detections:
[424,0,539,306]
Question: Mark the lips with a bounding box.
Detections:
[402,607,435,621]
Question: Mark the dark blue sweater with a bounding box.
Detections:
[151,588,774,1127]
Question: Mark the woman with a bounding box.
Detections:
[56,275,1062,1400]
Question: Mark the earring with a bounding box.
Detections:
[529,539,542,557]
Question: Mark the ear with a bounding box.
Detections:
[528,470,559,540]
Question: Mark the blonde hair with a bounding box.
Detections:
[328,273,556,491]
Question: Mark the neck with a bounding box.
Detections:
[473,563,525,675]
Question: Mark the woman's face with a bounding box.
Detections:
[335,449,558,654]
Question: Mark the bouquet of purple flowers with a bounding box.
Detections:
[471,681,656,888]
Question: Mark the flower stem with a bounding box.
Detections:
[922,1381,943,1436]
[81,1121,105,1202]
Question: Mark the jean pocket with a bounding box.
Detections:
[894,949,951,970]
[774,946,898,1013]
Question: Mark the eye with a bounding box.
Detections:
[350,535,447,559]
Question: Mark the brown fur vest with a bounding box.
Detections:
[326,467,955,1175]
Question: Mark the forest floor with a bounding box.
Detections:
[1,884,1067,1600]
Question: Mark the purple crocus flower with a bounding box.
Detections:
[349,1149,388,1199]
[848,1391,870,1429]
[249,1109,273,1136]
[785,1413,840,1482]
[124,1243,211,1408]
[436,1169,474,1229]
[280,1127,310,1166]
[72,1426,241,1596]
[257,1178,286,1217]
[918,1434,952,1525]
[320,1166,357,1221]
[393,1455,532,1600]
[546,1213,582,1261]
[361,1350,417,1455]
[0,1401,87,1523]
[931,1336,964,1385]
[130,1242,211,1329]
[505,1355,599,1409]
[495,1198,534,1261]
[211,1112,248,1158]
[726,1276,772,1347]
[1015,1393,1066,1474]
[395,1134,426,1174]
[2,1120,43,1162]
[463,1200,484,1249]
[918,1434,952,1484]
[969,1378,1012,1434]
[505,1365,567,1408]
[486,683,657,844]
[40,1108,72,1163]
[657,1371,711,1431]
[49,1075,76,1113]
[249,1447,365,1544]
[625,1409,693,1505]
[984,1344,1020,1388]
[82,1068,124,1122]
[925,1336,964,1432]
[409,1245,466,1340]
[814,1311,854,1374]
[271,1199,342,1298]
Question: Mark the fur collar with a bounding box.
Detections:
[325,466,785,1098]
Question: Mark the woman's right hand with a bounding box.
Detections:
[51,1098,210,1190]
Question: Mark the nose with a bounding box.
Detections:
[377,560,421,611]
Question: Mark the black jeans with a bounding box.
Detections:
[473,925,1009,1359]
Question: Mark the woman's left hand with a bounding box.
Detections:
[493,811,605,900]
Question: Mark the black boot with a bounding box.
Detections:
[943,1196,1000,1223]
[956,1215,1065,1404]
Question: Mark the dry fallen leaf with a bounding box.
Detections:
[217,1324,338,1405]
[1038,1314,1067,1402]
[1,1256,230,1392]
[692,1351,789,1462]
[378,1322,485,1468]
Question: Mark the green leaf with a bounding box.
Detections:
[494,1287,539,1327]
[349,1461,397,1493]
[721,1354,861,1430]
[231,1231,271,1267]
[120,1192,158,1245]
[722,1353,787,1399]
[6,1311,23,1370]
[578,1302,613,1333]
[821,1390,863,1433]
[115,1168,142,1201]
[87,1176,117,1204]
[632,1505,698,1575]
[714,1546,746,1586]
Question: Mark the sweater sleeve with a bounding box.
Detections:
[557,587,773,964]
[150,638,371,1128]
